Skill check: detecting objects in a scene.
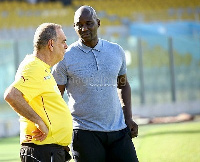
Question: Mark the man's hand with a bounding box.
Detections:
[64,146,70,152]
[126,118,138,138]
[64,146,72,161]
[32,122,49,142]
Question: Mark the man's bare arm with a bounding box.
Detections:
[57,84,66,97]
[4,86,48,141]
[117,74,138,138]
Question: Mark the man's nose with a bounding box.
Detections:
[82,25,88,31]
[65,44,68,49]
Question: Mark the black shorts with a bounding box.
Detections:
[71,127,139,162]
[20,143,71,162]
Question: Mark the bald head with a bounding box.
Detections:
[74,5,98,22]
[73,5,100,48]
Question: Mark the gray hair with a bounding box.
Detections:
[74,5,98,21]
[33,23,62,51]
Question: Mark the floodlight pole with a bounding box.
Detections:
[137,38,145,104]
[168,37,176,102]
[14,40,19,72]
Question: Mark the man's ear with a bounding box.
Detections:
[97,19,100,27]
[48,39,54,51]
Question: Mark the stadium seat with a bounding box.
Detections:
[0,0,200,29]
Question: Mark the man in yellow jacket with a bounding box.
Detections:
[4,23,72,162]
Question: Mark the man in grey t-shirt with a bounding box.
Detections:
[52,5,138,162]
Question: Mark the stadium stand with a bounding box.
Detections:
[0,0,200,30]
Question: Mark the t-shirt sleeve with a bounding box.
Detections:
[13,67,44,102]
[52,58,68,85]
[118,45,127,76]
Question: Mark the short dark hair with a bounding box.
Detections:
[33,23,62,50]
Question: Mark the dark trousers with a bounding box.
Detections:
[72,127,139,162]
[20,143,71,162]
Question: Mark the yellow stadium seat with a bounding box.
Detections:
[1,0,200,29]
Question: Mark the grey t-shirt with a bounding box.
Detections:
[52,38,127,131]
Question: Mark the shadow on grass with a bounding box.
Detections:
[139,130,200,138]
